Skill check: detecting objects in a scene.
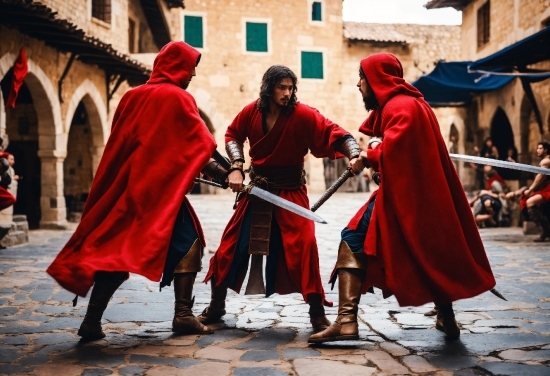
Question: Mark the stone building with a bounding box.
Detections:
[426,0,550,191]
[0,0,184,231]
[0,0,461,230]
[162,0,460,192]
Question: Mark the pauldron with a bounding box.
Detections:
[225,140,245,177]
[340,137,361,160]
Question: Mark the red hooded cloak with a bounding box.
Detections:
[205,101,348,304]
[347,53,495,306]
[47,42,216,297]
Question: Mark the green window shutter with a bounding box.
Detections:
[312,2,322,21]
[184,15,203,48]
[246,22,268,52]
[301,51,323,79]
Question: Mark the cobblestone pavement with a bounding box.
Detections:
[0,192,549,375]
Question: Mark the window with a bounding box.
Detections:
[246,22,268,52]
[312,1,322,21]
[184,15,204,48]
[477,1,490,48]
[301,51,324,79]
[128,18,137,53]
[92,0,111,24]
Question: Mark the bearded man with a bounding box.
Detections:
[200,65,361,333]
[47,42,227,340]
[309,53,496,343]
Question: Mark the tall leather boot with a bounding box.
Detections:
[78,271,127,341]
[309,242,366,344]
[197,276,228,324]
[528,206,550,242]
[308,293,330,333]
[435,303,460,339]
[172,273,213,334]
[172,239,212,334]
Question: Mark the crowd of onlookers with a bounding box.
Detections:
[465,137,550,242]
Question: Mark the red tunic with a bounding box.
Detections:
[47,42,216,297]
[205,101,348,305]
[520,182,550,210]
[347,53,495,306]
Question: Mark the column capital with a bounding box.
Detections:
[37,149,67,159]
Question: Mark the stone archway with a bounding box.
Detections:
[519,94,541,165]
[0,52,65,228]
[64,79,108,174]
[490,107,518,180]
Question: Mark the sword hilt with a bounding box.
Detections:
[311,168,356,212]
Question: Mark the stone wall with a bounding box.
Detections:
[0,25,113,227]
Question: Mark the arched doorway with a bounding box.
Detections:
[0,76,41,228]
[520,95,541,165]
[490,107,518,180]
[64,101,94,221]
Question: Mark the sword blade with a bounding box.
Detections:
[490,288,507,301]
[450,154,550,176]
[248,186,327,224]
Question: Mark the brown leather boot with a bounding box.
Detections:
[173,273,213,334]
[435,303,460,339]
[308,268,364,343]
[528,206,550,242]
[308,294,330,333]
[197,277,228,324]
[78,271,127,341]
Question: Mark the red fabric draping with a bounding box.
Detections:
[205,101,348,305]
[348,53,495,306]
[6,48,28,108]
[47,42,216,297]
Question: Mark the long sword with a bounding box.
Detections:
[193,178,327,224]
[450,154,550,175]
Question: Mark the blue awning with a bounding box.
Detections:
[413,26,550,107]
[412,61,515,107]
[469,26,550,73]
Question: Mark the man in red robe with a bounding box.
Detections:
[507,141,550,241]
[47,42,227,340]
[309,53,496,343]
[199,65,361,333]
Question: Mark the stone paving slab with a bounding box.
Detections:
[0,193,548,375]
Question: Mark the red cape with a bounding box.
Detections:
[205,101,348,305]
[47,42,216,297]
[347,53,495,306]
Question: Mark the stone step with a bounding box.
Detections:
[1,231,28,247]
[15,221,28,233]
[12,214,27,223]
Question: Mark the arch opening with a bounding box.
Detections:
[64,101,94,221]
[0,74,41,228]
[490,107,518,180]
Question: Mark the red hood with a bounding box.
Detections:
[360,53,422,108]
[147,41,201,88]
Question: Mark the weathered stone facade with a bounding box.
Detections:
[0,0,462,229]
[0,0,162,229]
[429,0,550,191]
[162,0,460,191]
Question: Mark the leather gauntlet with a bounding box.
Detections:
[225,140,245,178]
[202,160,228,181]
[340,137,361,160]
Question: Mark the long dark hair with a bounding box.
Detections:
[257,65,298,114]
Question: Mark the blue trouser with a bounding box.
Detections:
[161,203,199,289]
[224,206,283,297]
[340,199,376,254]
